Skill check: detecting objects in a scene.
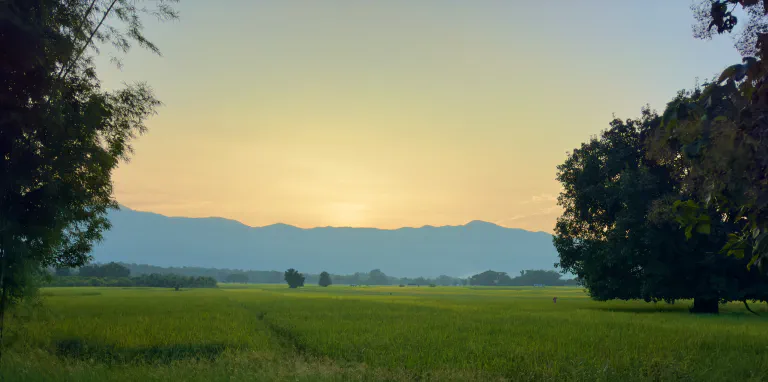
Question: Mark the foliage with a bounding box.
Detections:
[511,270,566,286]
[318,271,332,287]
[656,1,768,273]
[0,0,177,349]
[118,263,468,286]
[556,110,768,313]
[366,269,390,285]
[78,262,130,278]
[2,286,767,380]
[225,273,249,284]
[46,274,217,288]
[54,268,71,277]
[283,269,305,289]
[469,270,513,286]
[121,263,285,283]
[468,269,575,286]
[691,0,768,56]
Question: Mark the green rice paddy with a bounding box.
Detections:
[2,285,767,381]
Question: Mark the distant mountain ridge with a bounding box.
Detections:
[90,206,562,278]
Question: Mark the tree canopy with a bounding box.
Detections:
[78,262,130,278]
[469,270,513,286]
[468,269,575,287]
[555,109,768,313]
[0,0,177,348]
[652,1,768,273]
[366,269,390,285]
[284,268,305,288]
[318,271,332,287]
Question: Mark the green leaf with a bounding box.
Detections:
[666,119,678,131]
[747,254,758,270]
[685,226,694,240]
[754,232,768,254]
[713,115,728,122]
[696,223,711,235]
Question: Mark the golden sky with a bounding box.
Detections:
[100,1,740,233]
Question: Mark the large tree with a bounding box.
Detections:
[555,110,768,313]
[0,0,177,351]
[653,1,768,272]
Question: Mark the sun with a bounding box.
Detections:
[327,202,369,227]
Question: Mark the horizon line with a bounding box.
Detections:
[116,204,553,234]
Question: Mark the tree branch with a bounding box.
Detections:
[59,0,119,81]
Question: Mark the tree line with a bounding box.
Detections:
[47,274,218,289]
[281,268,578,288]
[469,270,579,287]
[118,263,469,285]
[113,263,576,287]
[51,263,579,289]
[47,263,217,289]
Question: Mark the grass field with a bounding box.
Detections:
[1,285,767,381]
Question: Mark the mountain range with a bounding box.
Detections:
[90,206,562,278]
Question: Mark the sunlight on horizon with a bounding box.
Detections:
[100,1,742,233]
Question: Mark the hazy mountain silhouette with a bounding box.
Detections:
[91,206,562,278]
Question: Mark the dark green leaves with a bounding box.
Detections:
[284,269,305,288]
[672,200,712,239]
[0,0,176,308]
[557,104,768,309]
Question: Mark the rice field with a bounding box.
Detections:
[2,284,767,381]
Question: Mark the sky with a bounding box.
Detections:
[97,1,742,233]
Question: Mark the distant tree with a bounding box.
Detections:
[412,276,428,286]
[54,268,71,277]
[284,268,305,288]
[318,271,332,287]
[435,275,454,286]
[367,269,390,285]
[225,273,249,283]
[101,262,130,278]
[511,270,564,286]
[469,270,513,286]
[78,262,130,278]
[563,278,581,287]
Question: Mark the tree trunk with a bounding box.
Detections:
[691,297,719,314]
